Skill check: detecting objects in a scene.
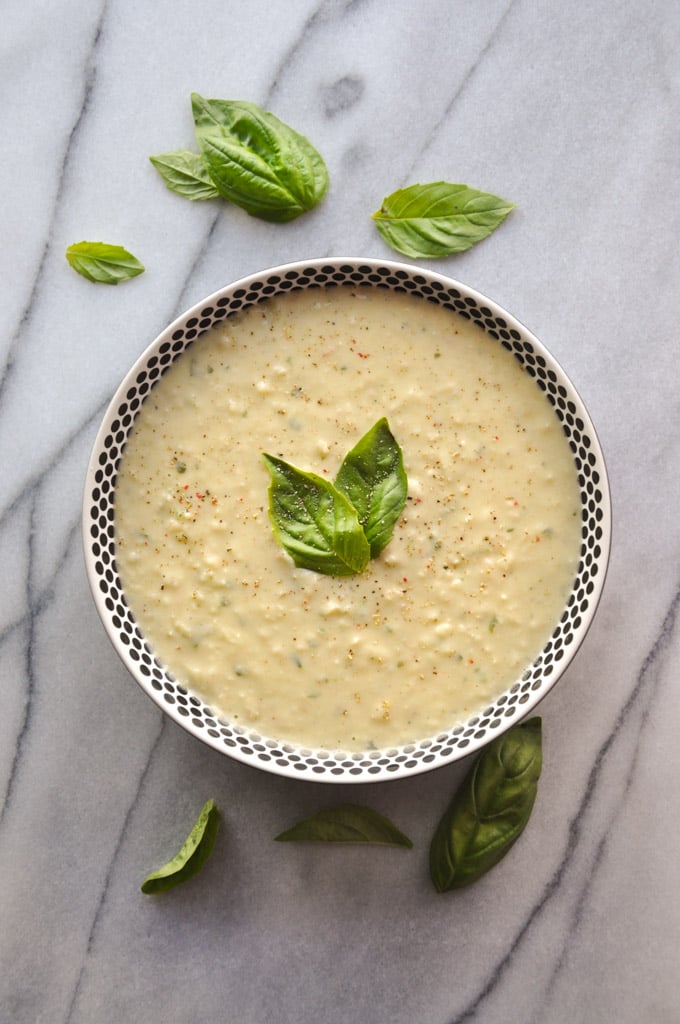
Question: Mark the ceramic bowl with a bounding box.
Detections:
[83,258,611,782]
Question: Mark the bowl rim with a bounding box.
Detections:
[83,256,612,782]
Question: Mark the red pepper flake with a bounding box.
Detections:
[357,352,369,359]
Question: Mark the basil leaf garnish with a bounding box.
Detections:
[149,149,220,200]
[263,455,370,576]
[141,799,220,894]
[430,718,542,891]
[372,181,515,258]
[65,241,145,284]
[335,417,407,558]
[191,93,329,222]
[275,804,413,847]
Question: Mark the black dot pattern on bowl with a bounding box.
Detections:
[86,260,610,782]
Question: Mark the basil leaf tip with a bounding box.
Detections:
[275,803,413,848]
[372,181,515,258]
[263,418,406,576]
[335,416,407,558]
[149,150,220,201]
[65,241,145,284]
[429,718,542,892]
[141,798,220,895]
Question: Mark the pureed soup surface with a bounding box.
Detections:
[115,286,581,751]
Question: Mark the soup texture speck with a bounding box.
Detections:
[115,287,581,750]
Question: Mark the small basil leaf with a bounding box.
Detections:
[263,454,370,576]
[65,241,145,284]
[430,718,542,892]
[275,804,413,847]
[334,417,407,558]
[149,150,220,200]
[141,799,220,895]
[372,181,515,258]
[191,93,329,222]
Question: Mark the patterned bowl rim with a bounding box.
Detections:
[83,257,612,783]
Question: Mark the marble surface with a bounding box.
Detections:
[2,1,679,1021]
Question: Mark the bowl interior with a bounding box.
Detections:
[83,259,611,782]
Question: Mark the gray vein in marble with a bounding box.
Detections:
[402,0,519,183]
[0,0,108,410]
[0,504,81,830]
[61,717,166,1024]
[266,0,366,104]
[144,1,358,330]
[0,399,105,531]
[529,580,680,1022]
[0,398,107,825]
[322,74,364,118]
[447,579,680,1024]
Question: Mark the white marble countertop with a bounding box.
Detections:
[2,2,679,1021]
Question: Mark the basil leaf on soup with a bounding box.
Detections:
[141,799,220,895]
[275,804,413,847]
[372,181,515,258]
[65,241,145,284]
[429,718,542,892]
[263,455,370,576]
[335,417,407,558]
[191,93,329,222]
[149,150,220,200]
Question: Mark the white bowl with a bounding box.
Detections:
[83,258,611,782]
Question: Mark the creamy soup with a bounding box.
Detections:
[115,287,581,750]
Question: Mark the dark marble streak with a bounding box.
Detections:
[322,74,365,118]
[401,0,519,183]
[61,717,166,1024]
[266,0,368,105]
[0,393,107,824]
[0,399,105,531]
[0,502,81,829]
[0,0,109,410]
[132,1,360,332]
[446,580,680,1024]
[528,581,680,1022]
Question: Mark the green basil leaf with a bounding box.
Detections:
[263,454,370,576]
[141,799,220,894]
[149,149,220,200]
[334,417,407,558]
[430,718,542,891]
[65,241,145,284]
[275,804,413,847]
[191,93,329,222]
[372,181,515,258]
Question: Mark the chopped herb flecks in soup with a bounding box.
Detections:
[115,287,580,750]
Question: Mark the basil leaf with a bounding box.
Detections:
[263,454,370,576]
[191,93,329,222]
[372,181,515,258]
[65,241,145,284]
[335,417,407,558]
[149,149,219,200]
[430,718,542,891]
[275,804,413,847]
[141,799,220,894]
